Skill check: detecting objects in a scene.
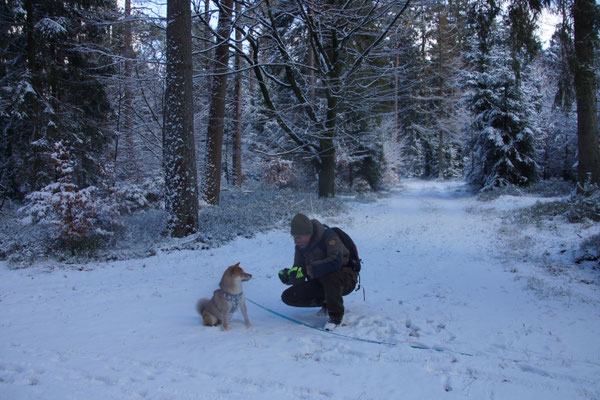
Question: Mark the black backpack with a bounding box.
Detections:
[321,226,361,272]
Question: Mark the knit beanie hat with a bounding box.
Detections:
[290,213,313,236]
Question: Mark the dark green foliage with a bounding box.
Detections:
[0,0,117,200]
[464,3,539,190]
[567,179,600,222]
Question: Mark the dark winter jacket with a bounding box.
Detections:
[292,219,350,280]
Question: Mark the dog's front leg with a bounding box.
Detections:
[240,296,251,328]
[221,305,231,330]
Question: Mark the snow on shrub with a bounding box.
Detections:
[20,141,122,252]
[567,176,600,223]
[110,182,150,213]
[100,166,164,214]
[263,158,299,188]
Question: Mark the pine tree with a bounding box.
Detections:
[396,1,469,179]
[21,141,121,254]
[464,9,538,190]
[0,0,116,200]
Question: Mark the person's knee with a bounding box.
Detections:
[281,290,292,306]
[281,284,325,308]
[281,288,295,305]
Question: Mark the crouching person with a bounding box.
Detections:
[279,213,357,329]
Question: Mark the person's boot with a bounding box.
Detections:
[324,313,342,331]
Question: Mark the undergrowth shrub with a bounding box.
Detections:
[566,177,600,223]
[478,178,574,201]
[263,158,299,188]
[513,178,599,225]
[19,141,122,254]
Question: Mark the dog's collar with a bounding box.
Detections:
[223,292,243,301]
[223,292,243,315]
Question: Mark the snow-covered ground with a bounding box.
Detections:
[1,180,599,399]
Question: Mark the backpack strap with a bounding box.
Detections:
[318,225,336,251]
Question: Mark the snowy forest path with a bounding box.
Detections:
[1,180,599,399]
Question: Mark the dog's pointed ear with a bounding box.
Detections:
[234,262,240,267]
[228,262,240,275]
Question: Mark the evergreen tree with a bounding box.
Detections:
[464,7,539,190]
[392,24,428,178]
[0,0,117,200]
[399,0,469,179]
[20,140,121,253]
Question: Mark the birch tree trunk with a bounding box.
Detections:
[164,0,199,237]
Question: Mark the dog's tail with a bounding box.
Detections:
[196,298,209,315]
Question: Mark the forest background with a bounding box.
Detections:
[0,0,599,264]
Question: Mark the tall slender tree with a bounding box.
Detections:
[232,0,244,187]
[115,0,141,182]
[164,0,199,236]
[203,0,234,205]
[529,0,600,187]
[571,0,600,187]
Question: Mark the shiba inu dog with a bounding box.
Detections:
[196,262,252,330]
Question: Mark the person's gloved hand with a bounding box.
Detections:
[278,266,306,285]
[278,268,291,284]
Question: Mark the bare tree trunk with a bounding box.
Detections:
[437,8,449,180]
[307,8,316,103]
[394,34,400,144]
[232,0,243,187]
[203,0,234,204]
[232,69,243,186]
[25,0,43,189]
[318,132,336,198]
[318,20,341,198]
[164,0,199,237]
[573,0,600,187]
[320,41,337,198]
[204,0,213,92]
[122,0,140,182]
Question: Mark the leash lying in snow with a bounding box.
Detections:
[247,298,600,369]
[245,298,474,357]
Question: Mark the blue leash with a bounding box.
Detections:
[246,298,474,357]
